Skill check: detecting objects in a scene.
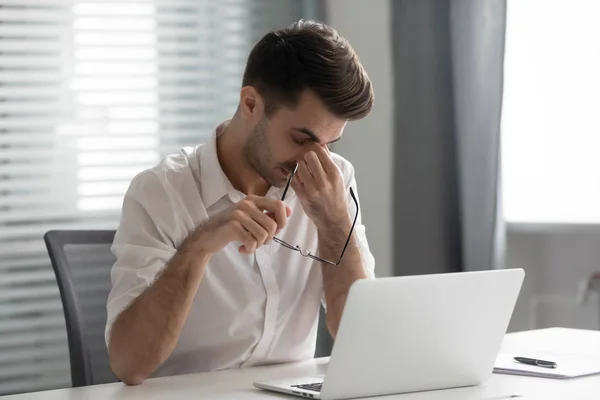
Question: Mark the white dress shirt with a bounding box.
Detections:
[105,123,376,377]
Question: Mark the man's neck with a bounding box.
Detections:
[216,116,270,197]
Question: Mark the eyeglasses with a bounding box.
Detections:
[273,165,359,266]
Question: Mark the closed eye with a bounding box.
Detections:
[292,137,311,145]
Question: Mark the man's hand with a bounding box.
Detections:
[290,144,367,338]
[110,195,292,385]
[290,144,350,231]
[184,196,292,255]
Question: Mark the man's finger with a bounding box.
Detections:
[266,207,293,234]
[313,144,338,175]
[234,221,257,253]
[304,151,326,184]
[290,178,307,200]
[249,207,278,243]
[239,214,268,247]
[296,161,315,191]
[251,197,288,230]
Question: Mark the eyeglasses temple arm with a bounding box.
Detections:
[334,187,359,266]
[280,164,298,201]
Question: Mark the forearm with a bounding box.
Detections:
[318,219,368,338]
[108,244,210,385]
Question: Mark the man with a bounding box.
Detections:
[106,20,375,385]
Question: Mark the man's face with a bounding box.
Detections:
[243,90,346,187]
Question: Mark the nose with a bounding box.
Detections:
[294,148,309,162]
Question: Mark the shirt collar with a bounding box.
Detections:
[200,122,239,208]
[200,121,296,209]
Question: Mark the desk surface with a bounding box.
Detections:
[4,328,600,400]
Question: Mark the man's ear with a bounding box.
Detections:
[240,86,264,121]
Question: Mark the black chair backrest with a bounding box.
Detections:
[44,230,119,387]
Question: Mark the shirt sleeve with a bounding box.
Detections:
[104,171,180,347]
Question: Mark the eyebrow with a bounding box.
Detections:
[292,127,342,145]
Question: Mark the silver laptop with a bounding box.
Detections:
[254,269,524,400]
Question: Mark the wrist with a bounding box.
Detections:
[181,222,214,254]
[316,214,352,239]
[178,228,213,263]
[179,234,213,259]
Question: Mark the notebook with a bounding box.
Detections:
[494,351,600,379]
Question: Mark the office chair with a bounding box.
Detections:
[44,230,119,387]
[315,306,334,357]
[44,230,335,386]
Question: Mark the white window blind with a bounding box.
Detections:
[502,0,600,224]
[0,0,314,394]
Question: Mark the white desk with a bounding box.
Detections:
[4,328,600,400]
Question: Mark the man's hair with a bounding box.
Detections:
[242,20,374,120]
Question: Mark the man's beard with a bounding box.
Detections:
[242,117,290,188]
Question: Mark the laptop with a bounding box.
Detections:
[254,269,524,400]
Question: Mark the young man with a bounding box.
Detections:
[106,20,375,385]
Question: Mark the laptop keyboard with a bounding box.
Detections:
[291,383,323,392]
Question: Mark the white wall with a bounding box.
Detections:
[326,0,394,277]
[507,227,600,332]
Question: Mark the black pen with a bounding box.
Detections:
[514,357,557,369]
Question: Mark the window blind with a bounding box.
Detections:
[0,0,314,394]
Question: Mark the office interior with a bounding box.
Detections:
[1,0,599,396]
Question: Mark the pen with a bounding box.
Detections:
[514,356,557,369]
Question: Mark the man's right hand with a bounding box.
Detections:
[184,196,292,255]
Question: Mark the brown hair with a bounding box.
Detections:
[242,20,373,120]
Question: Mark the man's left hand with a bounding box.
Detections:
[290,144,350,232]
